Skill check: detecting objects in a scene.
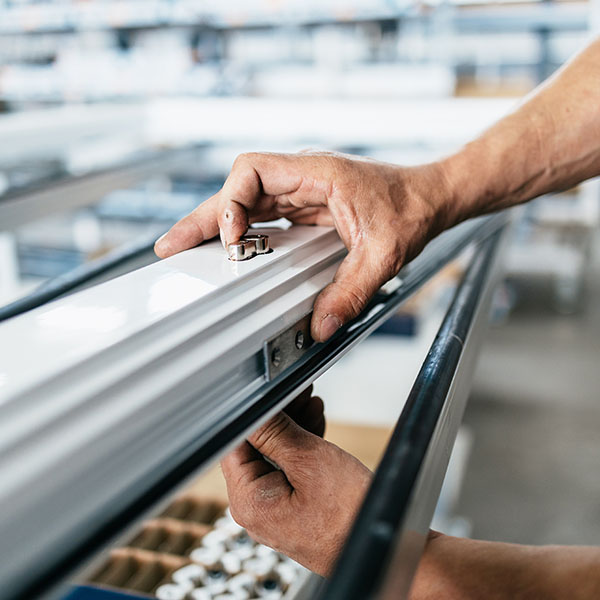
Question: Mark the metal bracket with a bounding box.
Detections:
[227,234,271,261]
[263,313,314,381]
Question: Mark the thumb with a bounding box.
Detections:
[247,412,319,487]
[311,245,396,342]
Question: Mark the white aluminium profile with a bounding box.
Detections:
[0,225,346,600]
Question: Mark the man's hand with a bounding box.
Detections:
[155,41,600,342]
[221,388,600,595]
[220,385,372,576]
[154,151,449,342]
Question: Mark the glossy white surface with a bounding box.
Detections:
[0,223,347,600]
[0,225,341,405]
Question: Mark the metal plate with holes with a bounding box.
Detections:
[264,314,314,381]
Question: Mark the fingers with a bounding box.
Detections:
[221,440,275,487]
[221,409,318,516]
[222,387,324,509]
[221,437,285,500]
[221,439,292,527]
[154,152,267,258]
[155,153,308,257]
[218,200,250,246]
[218,155,261,245]
[218,153,300,245]
[154,193,221,258]
[284,390,326,438]
[221,394,323,488]
[245,412,321,490]
[311,245,397,342]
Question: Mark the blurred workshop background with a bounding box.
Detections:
[1,0,600,575]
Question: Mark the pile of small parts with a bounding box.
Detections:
[155,510,301,600]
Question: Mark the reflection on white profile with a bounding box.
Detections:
[0,373,6,390]
[147,273,217,315]
[36,305,127,334]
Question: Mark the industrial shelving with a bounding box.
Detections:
[0,0,590,35]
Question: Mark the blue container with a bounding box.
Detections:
[63,586,148,600]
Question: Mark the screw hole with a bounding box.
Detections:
[271,348,281,367]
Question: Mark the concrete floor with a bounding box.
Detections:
[458,242,600,546]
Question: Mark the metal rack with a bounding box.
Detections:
[0,1,592,103]
[0,208,508,600]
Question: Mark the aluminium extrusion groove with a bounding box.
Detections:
[0,214,506,600]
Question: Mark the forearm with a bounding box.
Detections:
[438,37,600,228]
[411,533,600,600]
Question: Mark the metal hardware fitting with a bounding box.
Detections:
[228,234,270,261]
[264,313,313,381]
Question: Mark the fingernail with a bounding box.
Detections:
[319,314,342,340]
[219,229,228,249]
[154,232,169,253]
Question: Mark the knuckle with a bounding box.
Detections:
[242,489,283,535]
[228,500,250,529]
[232,152,253,169]
[229,493,268,532]
[335,154,356,174]
[335,165,360,196]
[250,414,291,455]
[380,250,403,280]
[236,151,265,165]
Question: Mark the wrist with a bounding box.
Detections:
[399,161,459,239]
[436,149,483,229]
